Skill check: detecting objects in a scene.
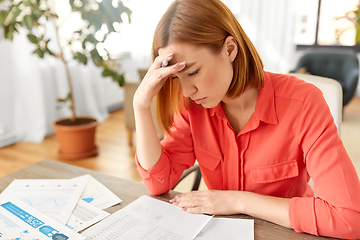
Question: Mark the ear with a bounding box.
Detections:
[223,36,238,62]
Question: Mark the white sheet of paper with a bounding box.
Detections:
[0,197,85,240]
[82,195,213,240]
[66,199,110,232]
[194,217,254,240]
[72,174,122,209]
[0,178,88,225]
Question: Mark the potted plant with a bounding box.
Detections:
[0,0,131,159]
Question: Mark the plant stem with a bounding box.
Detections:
[46,0,77,121]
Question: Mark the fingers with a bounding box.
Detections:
[170,190,222,215]
[134,52,186,109]
[151,53,173,70]
[182,206,207,214]
[155,61,186,80]
[170,191,207,208]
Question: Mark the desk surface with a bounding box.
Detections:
[0,160,339,240]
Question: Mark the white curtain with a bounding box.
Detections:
[0,29,109,144]
[222,0,297,73]
[0,0,112,144]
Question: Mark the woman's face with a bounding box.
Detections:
[158,37,237,108]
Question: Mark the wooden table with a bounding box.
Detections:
[0,159,340,240]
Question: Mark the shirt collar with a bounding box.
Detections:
[210,71,279,125]
[210,103,226,119]
[254,71,279,125]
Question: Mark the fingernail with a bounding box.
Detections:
[172,202,179,206]
[171,63,178,69]
[182,207,187,211]
[167,53,173,58]
[157,73,162,79]
[179,62,186,67]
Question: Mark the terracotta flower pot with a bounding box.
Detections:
[52,117,98,160]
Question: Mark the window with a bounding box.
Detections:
[294,0,359,48]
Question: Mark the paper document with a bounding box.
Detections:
[195,217,254,240]
[66,199,110,232]
[0,197,85,240]
[82,195,213,240]
[0,179,88,225]
[73,174,122,209]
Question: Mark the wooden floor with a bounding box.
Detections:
[0,109,142,182]
[1,96,360,187]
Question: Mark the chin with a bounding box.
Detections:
[201,101,219,109]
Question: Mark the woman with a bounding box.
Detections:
[133,0,360,239]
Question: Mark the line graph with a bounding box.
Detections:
[20,197,70,215]
[22,197,67,207]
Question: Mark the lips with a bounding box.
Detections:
[193,97,206,104]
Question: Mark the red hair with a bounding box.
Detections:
[152,0,264,135]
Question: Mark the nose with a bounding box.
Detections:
[179,81,197,98]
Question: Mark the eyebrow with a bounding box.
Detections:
[178,62,196,73]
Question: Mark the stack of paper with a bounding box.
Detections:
[82,195,254,240]
[0,175,254,240]
[0,174,122,239]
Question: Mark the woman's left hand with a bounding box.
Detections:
[169,190,242,215]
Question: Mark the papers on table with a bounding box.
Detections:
[82,195,213,240]
[195,217,254,240]
[0,175,255,240]
[0,178,88,225]
[66,199,110,232]
[0,174,123,235]
[0,197,85,239]
[73,174,122,209]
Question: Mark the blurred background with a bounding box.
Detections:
[0,0,359,189]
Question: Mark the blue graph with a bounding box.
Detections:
[20,197,69,213]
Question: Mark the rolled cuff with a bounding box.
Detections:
[135,151,172,195]
[289,197,318,236]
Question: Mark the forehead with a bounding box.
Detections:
[158,42,213,62]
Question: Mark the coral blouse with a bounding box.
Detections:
[136,71,360,239]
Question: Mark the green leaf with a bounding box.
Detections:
[31,8,43,20]
[69,0,75,8]
[102,68,113,77]
[118,2,132,23]
[45,47,55,56]
[85,34,97,44]
[23,15,33,29]
[73,52,88,65]
[82,39,87,49]
[27,34,38,44]
[356,24,360,43]
[24,0,32,7]
[82,11,103,32]
[33,48,45,58]
[0,10,7,26]
[58,93,71,102]
[99,0,121,25]
[9,8,22,24]
[90,48,102,67]
[4,25,16,40]
[116,74,125,87]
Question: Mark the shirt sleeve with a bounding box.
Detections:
[136,108,196,195]
[289,87,360,239]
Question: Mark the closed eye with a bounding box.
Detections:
[188,69,199,76]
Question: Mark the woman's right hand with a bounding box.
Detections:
[133,53,186,110]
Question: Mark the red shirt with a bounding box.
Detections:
[136,71,360,239]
